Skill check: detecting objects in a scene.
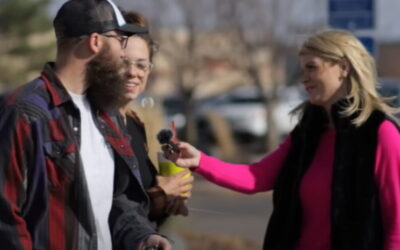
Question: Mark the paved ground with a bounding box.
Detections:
[160,173,274,249]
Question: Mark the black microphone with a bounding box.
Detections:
[157,129,181,153]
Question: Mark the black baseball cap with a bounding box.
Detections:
[53,0,148,39]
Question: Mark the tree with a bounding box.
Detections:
[0,0,54,88]
[117,0,324,151]
[121,0,227,144]
[214,0,324,150]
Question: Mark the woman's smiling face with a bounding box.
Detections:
[123,36,151,101]
[300,54,348,111]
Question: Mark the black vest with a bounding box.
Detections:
[263,101,392,250]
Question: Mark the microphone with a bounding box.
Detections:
[157,129,181,153]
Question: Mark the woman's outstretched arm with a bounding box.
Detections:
[164,136,292,194]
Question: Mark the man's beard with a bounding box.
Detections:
[86,43,129,112]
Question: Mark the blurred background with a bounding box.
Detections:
[1,0,400,249]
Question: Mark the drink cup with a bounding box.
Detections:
[158,152,191,178]
[157,152,191,195]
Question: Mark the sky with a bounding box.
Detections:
[49,0,400,43]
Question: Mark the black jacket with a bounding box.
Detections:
[125,112,172,226]
[264,101,394,250]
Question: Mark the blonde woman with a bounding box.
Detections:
[164,30,400,250]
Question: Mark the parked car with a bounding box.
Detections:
[196,85,305,141]
[162,96,187,131]
[274,86,306,135]
[196,86,266,138]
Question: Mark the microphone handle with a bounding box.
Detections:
[168,141,181,153]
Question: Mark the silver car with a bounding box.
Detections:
[196,85,304,139]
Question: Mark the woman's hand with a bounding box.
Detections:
[156,171,193,216]
[138,234,171,250]
[156,171,193,198]
[162,141,201,169]
[164,198,189,216]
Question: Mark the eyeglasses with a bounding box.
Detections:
[101,33,129,49]
[124,58,154,72]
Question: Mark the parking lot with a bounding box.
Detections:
[160,175,274,250]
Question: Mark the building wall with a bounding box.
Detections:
[378,43,400,78]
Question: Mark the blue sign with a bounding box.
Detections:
[329,0,375,30]
[358,36,376,56]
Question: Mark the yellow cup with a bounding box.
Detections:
[158,152,191,178]
[158,152,192,197]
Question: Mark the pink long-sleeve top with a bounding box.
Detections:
[196,121,400,250]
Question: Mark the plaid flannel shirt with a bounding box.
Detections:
[0,63,156,250]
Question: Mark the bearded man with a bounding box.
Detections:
[0,1,171,249]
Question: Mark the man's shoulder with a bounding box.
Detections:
[2,77,52,119]
[5,77,48,105]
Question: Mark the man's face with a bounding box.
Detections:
[85,39,130,112]
[100,31,129,58]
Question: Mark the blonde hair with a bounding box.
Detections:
[299,29,399,126]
